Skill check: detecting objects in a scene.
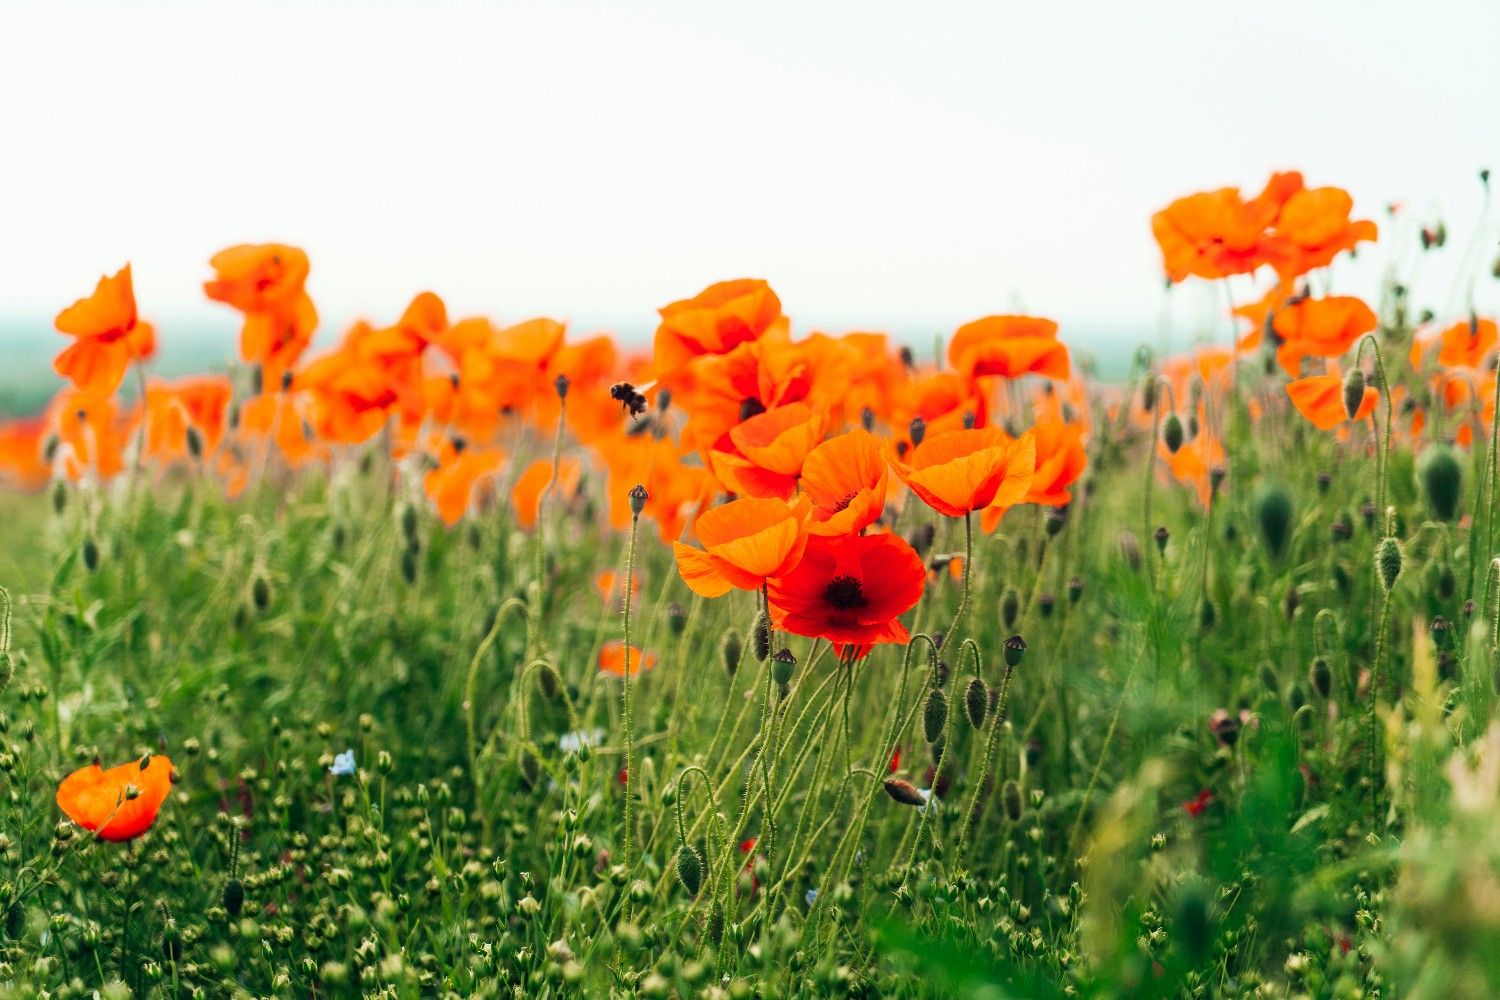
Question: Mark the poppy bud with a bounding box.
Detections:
[898,345,914,368]
[399,502,419,544]
[908,417,926,447]
[1162,412,1184,454]
[1431,616,1454,650]
[185,425,204,460]
[1309,656,1332,699]
[962,410,976,429]
[1044,507,1067,537]
[1375,537,1403,593]
[1140,378,1158,412]
[1361,500,1377,528]
[1316,471,1332,494]
[1252,482,1293,560]
[1153,525,1169,554]
[400,547,419,585]
[922,688,948,744]
[553,374,570,400]
[1199,598,1216,629]
[668,602,687,636]
[772,648,796,686]
[1341,367,1367,421]
[1038,592,1055,617]
[882,779,926,807]
[964,677,988,728]
[537,664,561,700]
[223,878,245,917]
[1417,445,1464,522]
[720,629,742,677]
[676,845,704,897]
[82,535,100,573]
[1437,564,1456,600]
[249,364,264,396]
[628,484,648,519]
[1331,517,1352,542]
[752,610,771,663]
[251,575,271,612]
[1001,779,1023,822]
[1209,465,1226,497]
[1004,634,1027,669]
[1000,587,1020,629]
[50,480,68,515]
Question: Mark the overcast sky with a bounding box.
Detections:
[2,0,1496,349]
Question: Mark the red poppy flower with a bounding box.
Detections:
[54,264,157,397]
[56,754,175,842]
[767,533,924,651]
[599,641,656,677]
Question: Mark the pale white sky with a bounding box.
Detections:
[2,0,1496,349]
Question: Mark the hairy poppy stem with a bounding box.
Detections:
[620,507,642,870]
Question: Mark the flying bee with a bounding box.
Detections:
[609,380,656,419]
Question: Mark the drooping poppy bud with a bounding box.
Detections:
[922,688,948,744]
[1252,482,1293,560]
[1376,537,1403,593]
[1162,412,1184,454]
[1341,367,1367,421]
[1417,445,1463,523]
[1309,656,1333,699]
[1000,587,1020,629]
[676,845,704,897]
[1001,779,1023,822]
[964,677,988,728]
[882,778,927,807]
[752,610,771,663]
[720,629,742,677]
[908,417,926,447]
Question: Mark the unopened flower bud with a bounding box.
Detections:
[628,484,648,519]
[922,688,948,744]
[1341,367,1367,421]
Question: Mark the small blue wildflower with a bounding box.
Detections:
[805,888,819,906]
[330,749,356,777]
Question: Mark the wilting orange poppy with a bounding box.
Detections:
[892,427,1035,518]
[53,264,156,396]
[598,641,656,677]
[56,754,174,842]
[654,279,785,386]
[1286,368,1378,430]
[511,457,583,531]
[423,445,506,526]
[980,421,1085,532]
[767,533,924,651]
[947,315,1070,381]
[1272,186,1377,276]
[673,496,812,597]
[1272,296,1377,376]
[204,244,318,383]
[800,429,888,537]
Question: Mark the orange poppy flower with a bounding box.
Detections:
[423,445,506,526]
[142,376,232,461]
[511,457,583,531]
[0,418,49,490]
[892,427,1036,518]
[1151,177,1293,282]
[1272,296,1377,377]
[1286,368,1378,430]
[708,402,830,498]
[800,429,889,537]
[1272,186,1377,276]
[53,264,156,396]
[1232,278,1298,350]
[654,279,785,386]
[767,533,924,651]
[979,421,1085,532]
[204,244,317,383]
[947,315,1070,381]
[1434,318,1497,370]
[56,754,174,842]
[48,388,128,481]
[595,569,644,605]
[598,641,656,677]
[889,370,989,446]
[1160,432,1225,508]
[602,434,717,544]
[673,496,812,598]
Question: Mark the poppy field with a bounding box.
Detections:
[0,170,1498,999]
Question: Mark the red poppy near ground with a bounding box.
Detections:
[598,641,656,677]
[767,532,924,651]
[56,754,175,842]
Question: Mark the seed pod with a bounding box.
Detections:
[1153,525,1169,554]
[1341,367,1367,420]
[676,845,704,897]
[922,689,948,744]
[1067,577,1084,604]
[223,878,245,917]
[752,610,771,663]
[1000,587,1020,629]
[1162,412,1184,454]
[720,629,742,677]
[1252,482,1293,559]
[964,677,988,728]
[628,484,649,518]
[553,373,570,400]
[1417,445,1464,522]
[1001,780,1023,822]
[1004,634,1027,668]
[1309,656,1333,699]
[772,648,796,686]
[882,779,926,807]
[1376,537,1403,593]
[908,417,926,447]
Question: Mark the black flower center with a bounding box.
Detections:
[739,397,767,421]
[832,492,859,513]
[823,575,867,610]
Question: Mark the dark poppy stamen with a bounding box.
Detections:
[823,575,867,610]
[833,492,859,513]
[739,398,766,421]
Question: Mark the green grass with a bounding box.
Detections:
[0,360,1497,1000]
